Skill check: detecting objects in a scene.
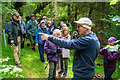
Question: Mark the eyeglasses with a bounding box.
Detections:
[77,25,82,28]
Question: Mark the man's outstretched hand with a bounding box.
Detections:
[39,33,49,40]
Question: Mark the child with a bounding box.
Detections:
[72,31,79,40]
[44,29,62,80]
[100,37,119,80]
[58,26,71,78]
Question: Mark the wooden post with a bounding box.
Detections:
[3,29,7,48]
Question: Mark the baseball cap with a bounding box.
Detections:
[40,20,45,24]
[30,14,35,17]
[48,21,51,24]
[74,17,92,26]
[13,12,19,17]
[43,16,47,19]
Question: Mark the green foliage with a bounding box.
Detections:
[2,2,17,28]
[20,2,40,21]
[99,15,120,40]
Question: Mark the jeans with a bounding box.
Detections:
[60,54,68,71]
[72,74,92,80]
[104,70,113,80]
[38,44,45,62]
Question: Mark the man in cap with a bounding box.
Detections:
[40,17,100,79]
[36,20,49,63]
[26,14,38,52]
[8,12,22,67]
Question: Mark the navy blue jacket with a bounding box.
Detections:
[48,32,100,78]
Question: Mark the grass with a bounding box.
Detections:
[2,34,119,78]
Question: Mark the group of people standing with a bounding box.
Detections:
[7,12,119,80]
[7,12,78,79]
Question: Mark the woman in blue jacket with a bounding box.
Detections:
[36,20,49,63]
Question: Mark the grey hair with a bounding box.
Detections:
[62,23,67,27]
[53,29,61,34]
[73,31,78,35]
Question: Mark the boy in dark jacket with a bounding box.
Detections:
[44,29,62,80]
[100,37,119,80]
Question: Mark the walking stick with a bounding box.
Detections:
[44,52,56,70]
[3,29,7,48]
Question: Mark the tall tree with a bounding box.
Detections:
[33,2,51,15]
[68,3,70,21]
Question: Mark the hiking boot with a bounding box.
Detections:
[58,69,63,74]
[63,70,67,76]
[58,69,63,78]
[33,49,37,52]
[43,62,47,64]
[32,48,37,52]
[17,64,22,67]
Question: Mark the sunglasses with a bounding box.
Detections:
[77,26,81,28]
[77,25,83,28]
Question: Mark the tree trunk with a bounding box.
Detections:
[75,5,77,21]
[88,3,94,19]
[14,2,26,16]
[68,4,70,21]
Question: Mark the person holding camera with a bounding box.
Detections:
[100,37,119,80]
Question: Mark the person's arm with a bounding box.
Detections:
[44,41,54,54]
[68,35,71,40]
[107,50,119,61]
[47,28,49,34]
[100,49,105,55]
[36,29,39,44]
[53,23,57,29]
[22,21,26,33]
[48,35,90,50]
[26,21,31,35]
[8,22,13,41]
